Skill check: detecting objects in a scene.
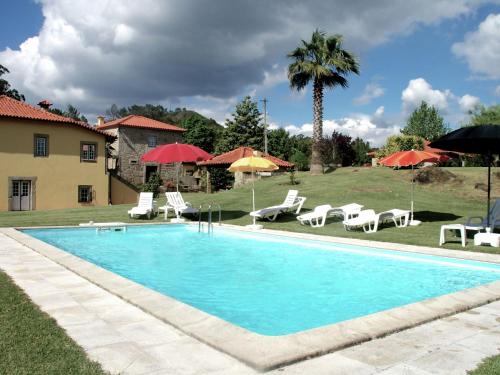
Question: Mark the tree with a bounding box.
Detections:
[376,135,425,158]
[351,137,371,166]
[319,131,355,167]
[267,128,292,160]
[401,101,449,141]
[468,104,500,126]
[289,134,312,170]
[0,64,25,101]
[181,116,220,154]
[49,104,87,122]
[105,104,122,120]
[216,96,264,153]
[287,30,359,174]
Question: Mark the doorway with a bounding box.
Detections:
[11,180,32,211]
[144,165,158,183]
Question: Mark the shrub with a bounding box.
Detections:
[142,172,163,197]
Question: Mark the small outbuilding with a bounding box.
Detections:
[198,146,294,192]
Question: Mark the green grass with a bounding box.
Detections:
[0,271,107,375]
[0,166,498,254]
[468,355,500,375]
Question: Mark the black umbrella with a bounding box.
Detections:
[430,124,500,226]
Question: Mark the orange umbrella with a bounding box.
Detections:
[378,150,442,167]
[379,149,442,226]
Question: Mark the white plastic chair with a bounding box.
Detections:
[164,192,199,219]
[128,192,156,219]
[250,190,307,221]
[464,198,500,233]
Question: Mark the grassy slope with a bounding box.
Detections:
[469,355,500,375]
[0,167,498,253]
[0,271,106,375]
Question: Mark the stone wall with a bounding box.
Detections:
[117,127,183,186]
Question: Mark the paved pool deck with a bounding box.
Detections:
[1,227,499,374]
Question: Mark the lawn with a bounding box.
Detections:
[1,166,498,254]
[469,355,500,375]
[0,271,107,375]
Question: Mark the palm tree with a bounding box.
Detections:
[288,30,359,174]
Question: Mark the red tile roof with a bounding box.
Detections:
[424,140,461,155]
[198,146,295,168]
[0,95,113,139]
[98,115,186,132]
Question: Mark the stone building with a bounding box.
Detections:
[97,115,185,186]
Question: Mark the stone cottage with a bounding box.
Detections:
[97,115,185,186]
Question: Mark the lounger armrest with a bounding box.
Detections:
[294,196,307,214]
[465,216,484,225]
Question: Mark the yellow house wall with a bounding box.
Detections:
[0,118,109,211]
[110,175,139,205]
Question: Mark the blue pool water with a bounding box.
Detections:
[24,225,500,336]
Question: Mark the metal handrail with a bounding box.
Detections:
[207,204,213,234]
[210,203,222,226]
[198,203,214,234]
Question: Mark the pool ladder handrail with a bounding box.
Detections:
[198,203,212,234]
[198,203,221,234]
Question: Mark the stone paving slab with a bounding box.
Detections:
[1,229,500,374]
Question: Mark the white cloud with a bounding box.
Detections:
[0,0,491,114]
[283,107,399,147]
[458,94,480,112]
[495,85,500,97]
[374,106,385,117]
[452,13,500,79]
[354,82,385,105]
[401,78,451,113]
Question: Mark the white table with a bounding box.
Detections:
[474,232,500,247]
[439,224,466,247]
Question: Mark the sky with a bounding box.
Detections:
[1,0,499,146]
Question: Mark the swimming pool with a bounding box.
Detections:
[23,224,500,336]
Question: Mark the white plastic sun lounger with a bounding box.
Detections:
[128,192,156,219]
[250,190,306,221]
[162,192,199,219]
[297,203,364,228]
[343,209,410,233]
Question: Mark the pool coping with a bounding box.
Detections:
[3,224,500,372]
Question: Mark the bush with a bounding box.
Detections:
[142,172,163,197]
[209,167,234,191]
[376,135,425,158]
[290,150,310,171]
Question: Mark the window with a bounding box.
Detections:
[129,159,138,165]
[34,134,49,157]
[81,142,97,162]
[147,135,157,148]
[78,185,92,203]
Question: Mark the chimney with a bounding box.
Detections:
[97,115,105,127]
[38,99,52,110]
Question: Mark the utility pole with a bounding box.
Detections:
[261,98,268,154]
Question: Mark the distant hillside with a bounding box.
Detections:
[165,109,222,130]
[105,104,222,129]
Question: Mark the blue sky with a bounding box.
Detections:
[1,0,499,145]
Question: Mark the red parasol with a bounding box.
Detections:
[141,143,213,163]
[141,143,213,191]
[378,150,443,167]
[379,149,443,226]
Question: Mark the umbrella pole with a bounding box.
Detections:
[487,154,491,230]
[176,162,179,192]
[252,169,256,227]
[409,164,421,226]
